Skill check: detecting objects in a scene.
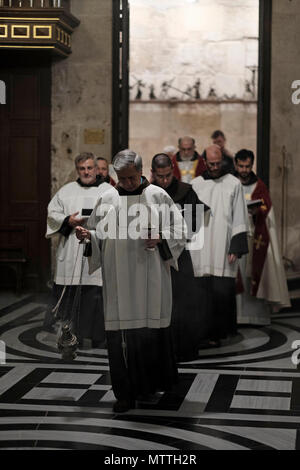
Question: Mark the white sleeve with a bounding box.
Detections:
[46,191,67,238]
[231,181,249,238]
[160,194,187,263]
[87,230,102,275]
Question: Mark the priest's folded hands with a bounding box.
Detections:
[145,233,161,250]
[69,211,85,228]
[75,225,161,249]
[75,226,91,241]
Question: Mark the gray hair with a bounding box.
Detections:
[113,149,143,172]
[163,145,176,155]
[75,152,97,167]
[178,136,195,146]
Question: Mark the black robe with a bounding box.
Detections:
[154,178,210,361]
[200,171,248,342]
[106,178,178,401]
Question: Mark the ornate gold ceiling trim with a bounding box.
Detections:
[0,44,54,48]
[11,24,30,38]
[33,24,51,38]
[0,23,8,37]
[0,17,74,31]
[0,7,79,58]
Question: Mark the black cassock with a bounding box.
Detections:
[154,177,210,361]
[43,176,106,345]
[104,180,178,402]
[44,283,105,345]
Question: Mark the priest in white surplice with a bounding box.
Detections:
[234,149,290,325]
[191,145,249,347]
[76,150,186,413]
[44,153,111,347]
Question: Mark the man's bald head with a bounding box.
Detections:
[206,145,222,161]
[178,136,196,160]
[204,145,223,178]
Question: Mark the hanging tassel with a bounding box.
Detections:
[51,285,66,318]
[54,242,84,360]
[51,241,82,319]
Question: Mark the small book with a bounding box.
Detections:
[81,208,93,216]
[247,199,263,208]
[81,209,93,221]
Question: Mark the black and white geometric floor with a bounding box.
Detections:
[1,294,300,451]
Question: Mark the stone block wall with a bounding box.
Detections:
[129,0,259,177]
[129,0,259,100]
[50,0,113,274]
[130,100,257,178]
[51,0,113,195]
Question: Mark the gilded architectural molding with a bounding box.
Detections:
[0,5,79,57]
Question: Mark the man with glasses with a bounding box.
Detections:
[191,145,249,347]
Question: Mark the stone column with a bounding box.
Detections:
[270,0,300,270]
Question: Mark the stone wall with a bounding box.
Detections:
[270,0,300,271]
[51,0,112,195]
[50,0,113,273]
[129,0,259,177]
[130,100,257,179]
[129,0,259,100]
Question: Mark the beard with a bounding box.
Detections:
[209,169,222,179]
[81,176,95,184]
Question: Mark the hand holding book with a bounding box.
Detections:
[247,199,263,215]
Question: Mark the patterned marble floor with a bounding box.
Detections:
[0,293,300,451]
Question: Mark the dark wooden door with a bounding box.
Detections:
[0,51,51,290]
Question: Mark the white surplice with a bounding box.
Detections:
[236,182,291,325]
[46,181,111,286]
[191,174,249,278]
[87,184,186,331]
